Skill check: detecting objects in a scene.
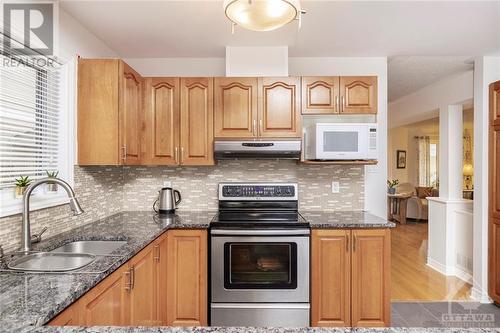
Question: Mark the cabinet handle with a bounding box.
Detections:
[181,147,184,164]
[341,96,345,112]
[253,119,257,136]
[346,236,349,252]
[174,147,179,164]
[129,266,135,290]
[121,146,127,162]
[259,119,263,135]
[335,96,339,113]
[124,270,131,292]
[154,245,160,262]
[353,234,356,251]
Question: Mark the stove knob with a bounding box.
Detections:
[235,188,242,197]
[285,187,292,196]
[275,187,282,196]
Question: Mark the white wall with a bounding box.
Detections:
[124,56,389,218]
[389,70,473,128]
[226,46,288,76]
[59,9,118,60]
[472,56,500,302]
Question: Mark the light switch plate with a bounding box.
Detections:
[331,181,340,193]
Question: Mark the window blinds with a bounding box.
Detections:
[0,38,61,189]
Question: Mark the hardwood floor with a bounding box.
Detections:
[391,221,471,301]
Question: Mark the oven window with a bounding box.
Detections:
[224,242,297,289]
[323,131,358,152]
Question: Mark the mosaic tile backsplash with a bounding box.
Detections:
[0,161,364,252]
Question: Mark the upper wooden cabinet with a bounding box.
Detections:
[142,77,179,165]
[78,59,144,165]
[302,77,340,114]
[351,229,391,327]
[302,76,377,115]
[258,77,301,138]
[214,77,258,138]
[180,78,214,165]
[339,76,377,114]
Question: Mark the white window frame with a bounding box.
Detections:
[0,57,76,217]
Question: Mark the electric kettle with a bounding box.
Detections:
[153,185,182,214]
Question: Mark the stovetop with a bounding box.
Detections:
[210,211,309,229]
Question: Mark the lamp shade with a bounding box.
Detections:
[223,0,301,32]
[463,163,474,176]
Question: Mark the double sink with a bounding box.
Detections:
[8,240,127,272]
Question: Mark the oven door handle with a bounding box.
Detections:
[210,229,310,236]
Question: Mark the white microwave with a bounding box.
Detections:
[305,123,378,160]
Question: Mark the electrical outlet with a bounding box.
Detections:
[331,181,340,193]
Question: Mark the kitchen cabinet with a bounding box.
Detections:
[180,78,214,165]
[128,244,158,326]
[311,229,351,327]
[78,59,143,165]
[143,77,214,165]
[142,77,180,165]
[302,76,340,114]
[214,77,258,138]
[339,76,377,114]
[302,76,377,115]
[311,228,390,327]
[258,77,301,138]
[49,230,206,327]
[166,229,207,326]
[80,264,130,325]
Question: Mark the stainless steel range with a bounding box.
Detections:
[210,182,310,327]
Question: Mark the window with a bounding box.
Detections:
[0,38,74,217]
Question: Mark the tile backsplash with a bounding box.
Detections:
[0,161,364,252]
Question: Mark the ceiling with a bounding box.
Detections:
[387,56,474,102]
[60,0,500,58]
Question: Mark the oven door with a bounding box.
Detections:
[211,229,309,303]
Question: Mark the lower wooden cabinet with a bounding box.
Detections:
[49,229,207,327]
[311,228,391,327]
[166,229,208,326]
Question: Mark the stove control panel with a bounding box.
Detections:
[219,183,297,200]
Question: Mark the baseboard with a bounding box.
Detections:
[454,266,473,284]
[471,287,493,303]
[427,257,454,275]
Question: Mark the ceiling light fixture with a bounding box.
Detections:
[223,0,305,32]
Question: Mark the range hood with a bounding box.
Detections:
[214,140,301,160]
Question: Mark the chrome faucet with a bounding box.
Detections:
[21,178,84,253]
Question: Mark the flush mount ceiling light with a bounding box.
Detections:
[223,0,305,32]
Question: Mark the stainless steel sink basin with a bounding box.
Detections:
[8,252,95,272]
[50,240,127,256]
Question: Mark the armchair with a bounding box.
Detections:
[396,183,430,220]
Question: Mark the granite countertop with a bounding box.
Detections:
[23,326,500,333]
[0,210,214,332]
[301,211,396,229]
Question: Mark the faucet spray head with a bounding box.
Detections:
[69,197,84,216]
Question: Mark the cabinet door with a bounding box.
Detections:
[302,77,339,114]
[155,232,169,325]
[142,78,179,165]
[48,301,82,326]
[258,77,301,138]
[180,78,214,165]
[311,230,351,327]
[214,77,258,138]
[351,229,391,327]
[339,76,377,114]
[128,244,158,326]
[167,230,207,326]
[120,62,143,165]
[489,80,500,302]
[81,265,130,326]
[77,59,120,165]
